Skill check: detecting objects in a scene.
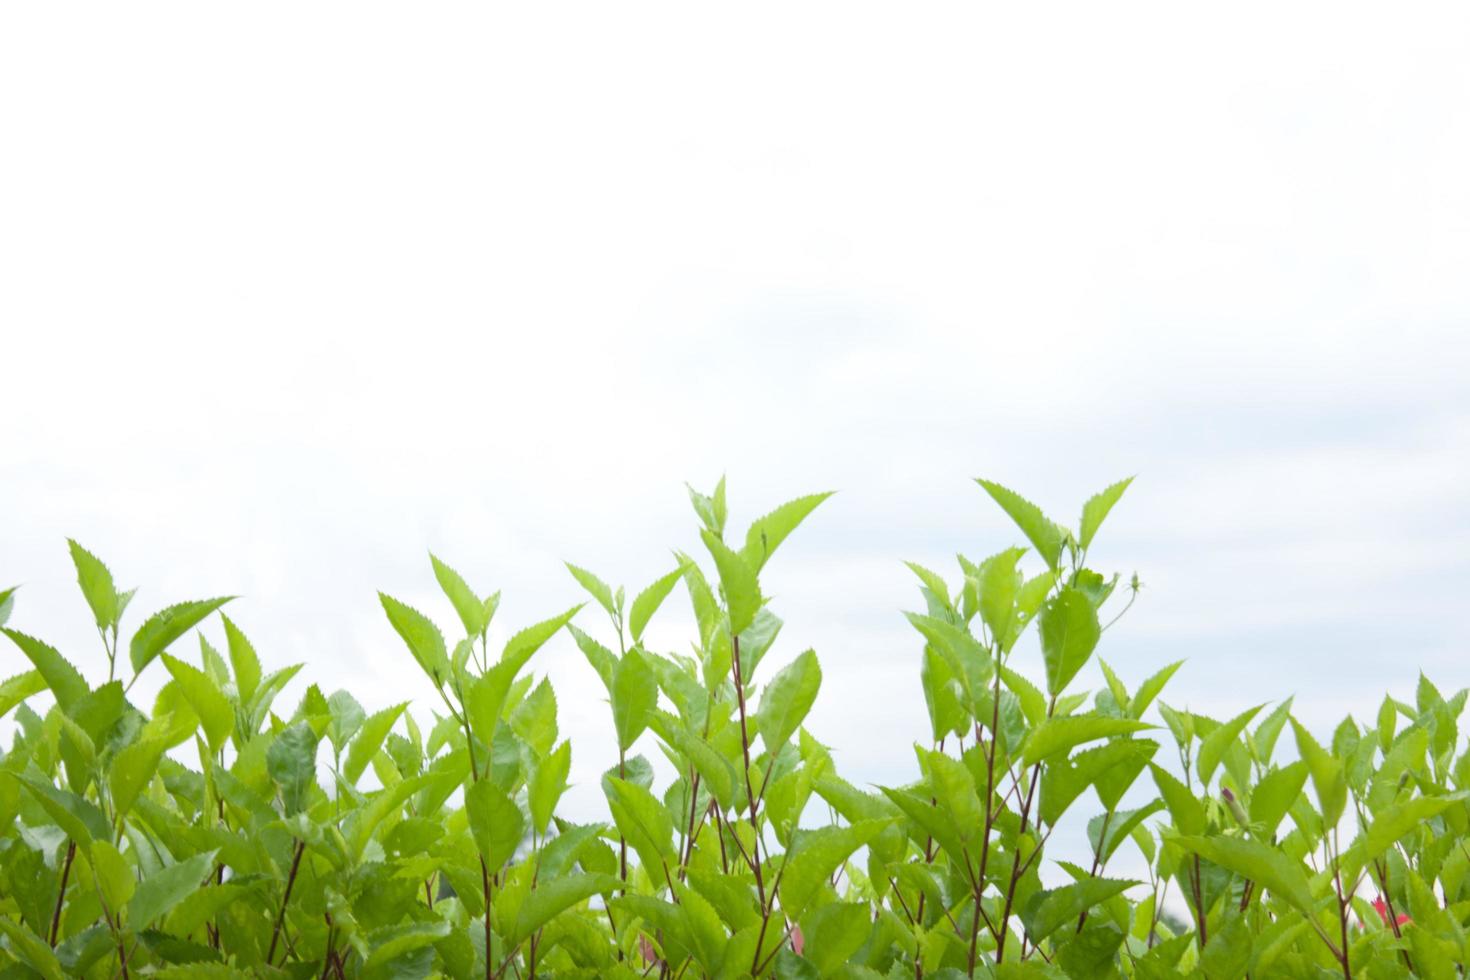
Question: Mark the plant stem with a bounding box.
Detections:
[268,839,306,965]
[49,840,76,946]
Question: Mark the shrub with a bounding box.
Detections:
[0,477,1462,978]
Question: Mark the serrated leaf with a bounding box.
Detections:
[67,539,119,630]
[363,920,452,970]
[90,839,135,912]
[267,722,319,815]
[701,529,762,636]
[603,775,677,888]
[160,653,232,752]
[343,702,406,784]
[529,740,572,837]
[219,614,260,703]
[466,778,523,870]
[1078,478,1133,550]
[502,605,583,675]
[378,592,449,687]
[1149,763,1206,837]
[129,597,234,676]
[740,492,834,572]
[1171,835,1315,915]
[1023,716,1151,767]
[612,650,658,752]
[976,479,1065,571]
[13,771,110,848]
[629,563,689,643]
[757,649,821,752]
[1020,876,1139,943]
[3,628,89,712]
[565,562,617,620]
[1037,588,1099,696]
[0,917,65,980]
[430,553,487,637]
[1197,704,1265,786]
[0,670,46,720]
[1248,762,1308,839]
[109,735,167,818]
[1130,660,1183,720]
[778,820,889,920]
[506,873,623,949]
[128,849,219,928]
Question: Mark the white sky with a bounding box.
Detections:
[3,2,1469,864]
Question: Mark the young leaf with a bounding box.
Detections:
[1196,704,1265,787]
[129,597,235,676]
[1022,716,1151,767]
[378,592,449,688]
[612,651,658,752]
[466,779,524,870]
[1078,477,1134,550]
[740,492,834,572]
[504,873,624,950]
[700,530,761,636]
[1038,588,1100,696]
[756,649,821,752]
[220,614,261,703]
[976,479,1065,571]
[565,562,617,620]
[1170,835,1316,916]
[778,820,889,921]
[2,628,88,712]
[529,741,573,837]
[343,702,407,783]
[629,563,689,644]
[160,653,232,752]
[267,722,319,815]
[430,553,487,637]
[109,736,167,818]
[502,604,583,675]
[67,539,119,630]
[1149,763,1206,837]
[128,849,220,928]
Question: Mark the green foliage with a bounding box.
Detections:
[1,474,1464,979]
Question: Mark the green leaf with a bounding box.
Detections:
[918,746,981,837]
[502,604,583,675]
[651,711,737,811]
[603,775,677,887]
[757,649,821,752]
[778,820,890,920]
[363,920,452,971]
[1020,876,1139,943]
[1078,478,1133,550]
[430,553,487,637]
[1171,835,1315,915]
[565,562,617,620]
[799,901,872,977]
[343,702,407,784]
[1022,717,1151,767]
[466,778,524,870]
[0,670,47,720]
[267,722,319,816]
[978,547,1026,651]
[529,740,572,837]
[701,529,762,636]
[1149,763,1206,837]
[1196,704,1265,786]
[67,539,119,630]
[612,650,658,752]
[740,492,834,572]
[920,647,967,742]
[1290,719,1346,828]
[220,614,260,703]
[109,735,167,818]
[128,849,219,928]
[90,839,135,912]
[160,653,232,752]
[1343,793,1467,885]
[976,479,1065,571]
[629,563,689,643]
[2,628,89,712]
[0,917,65,980]
[0,586,15,628]
[1129,660,1183,720]
[378,592,449,687]
[12,771,110,848]
[1037,588,1100,696]
[506,873,624,949]
[1248,762,1308,839]
[129,597,234,676]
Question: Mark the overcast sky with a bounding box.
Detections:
[3,3,1469,860]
